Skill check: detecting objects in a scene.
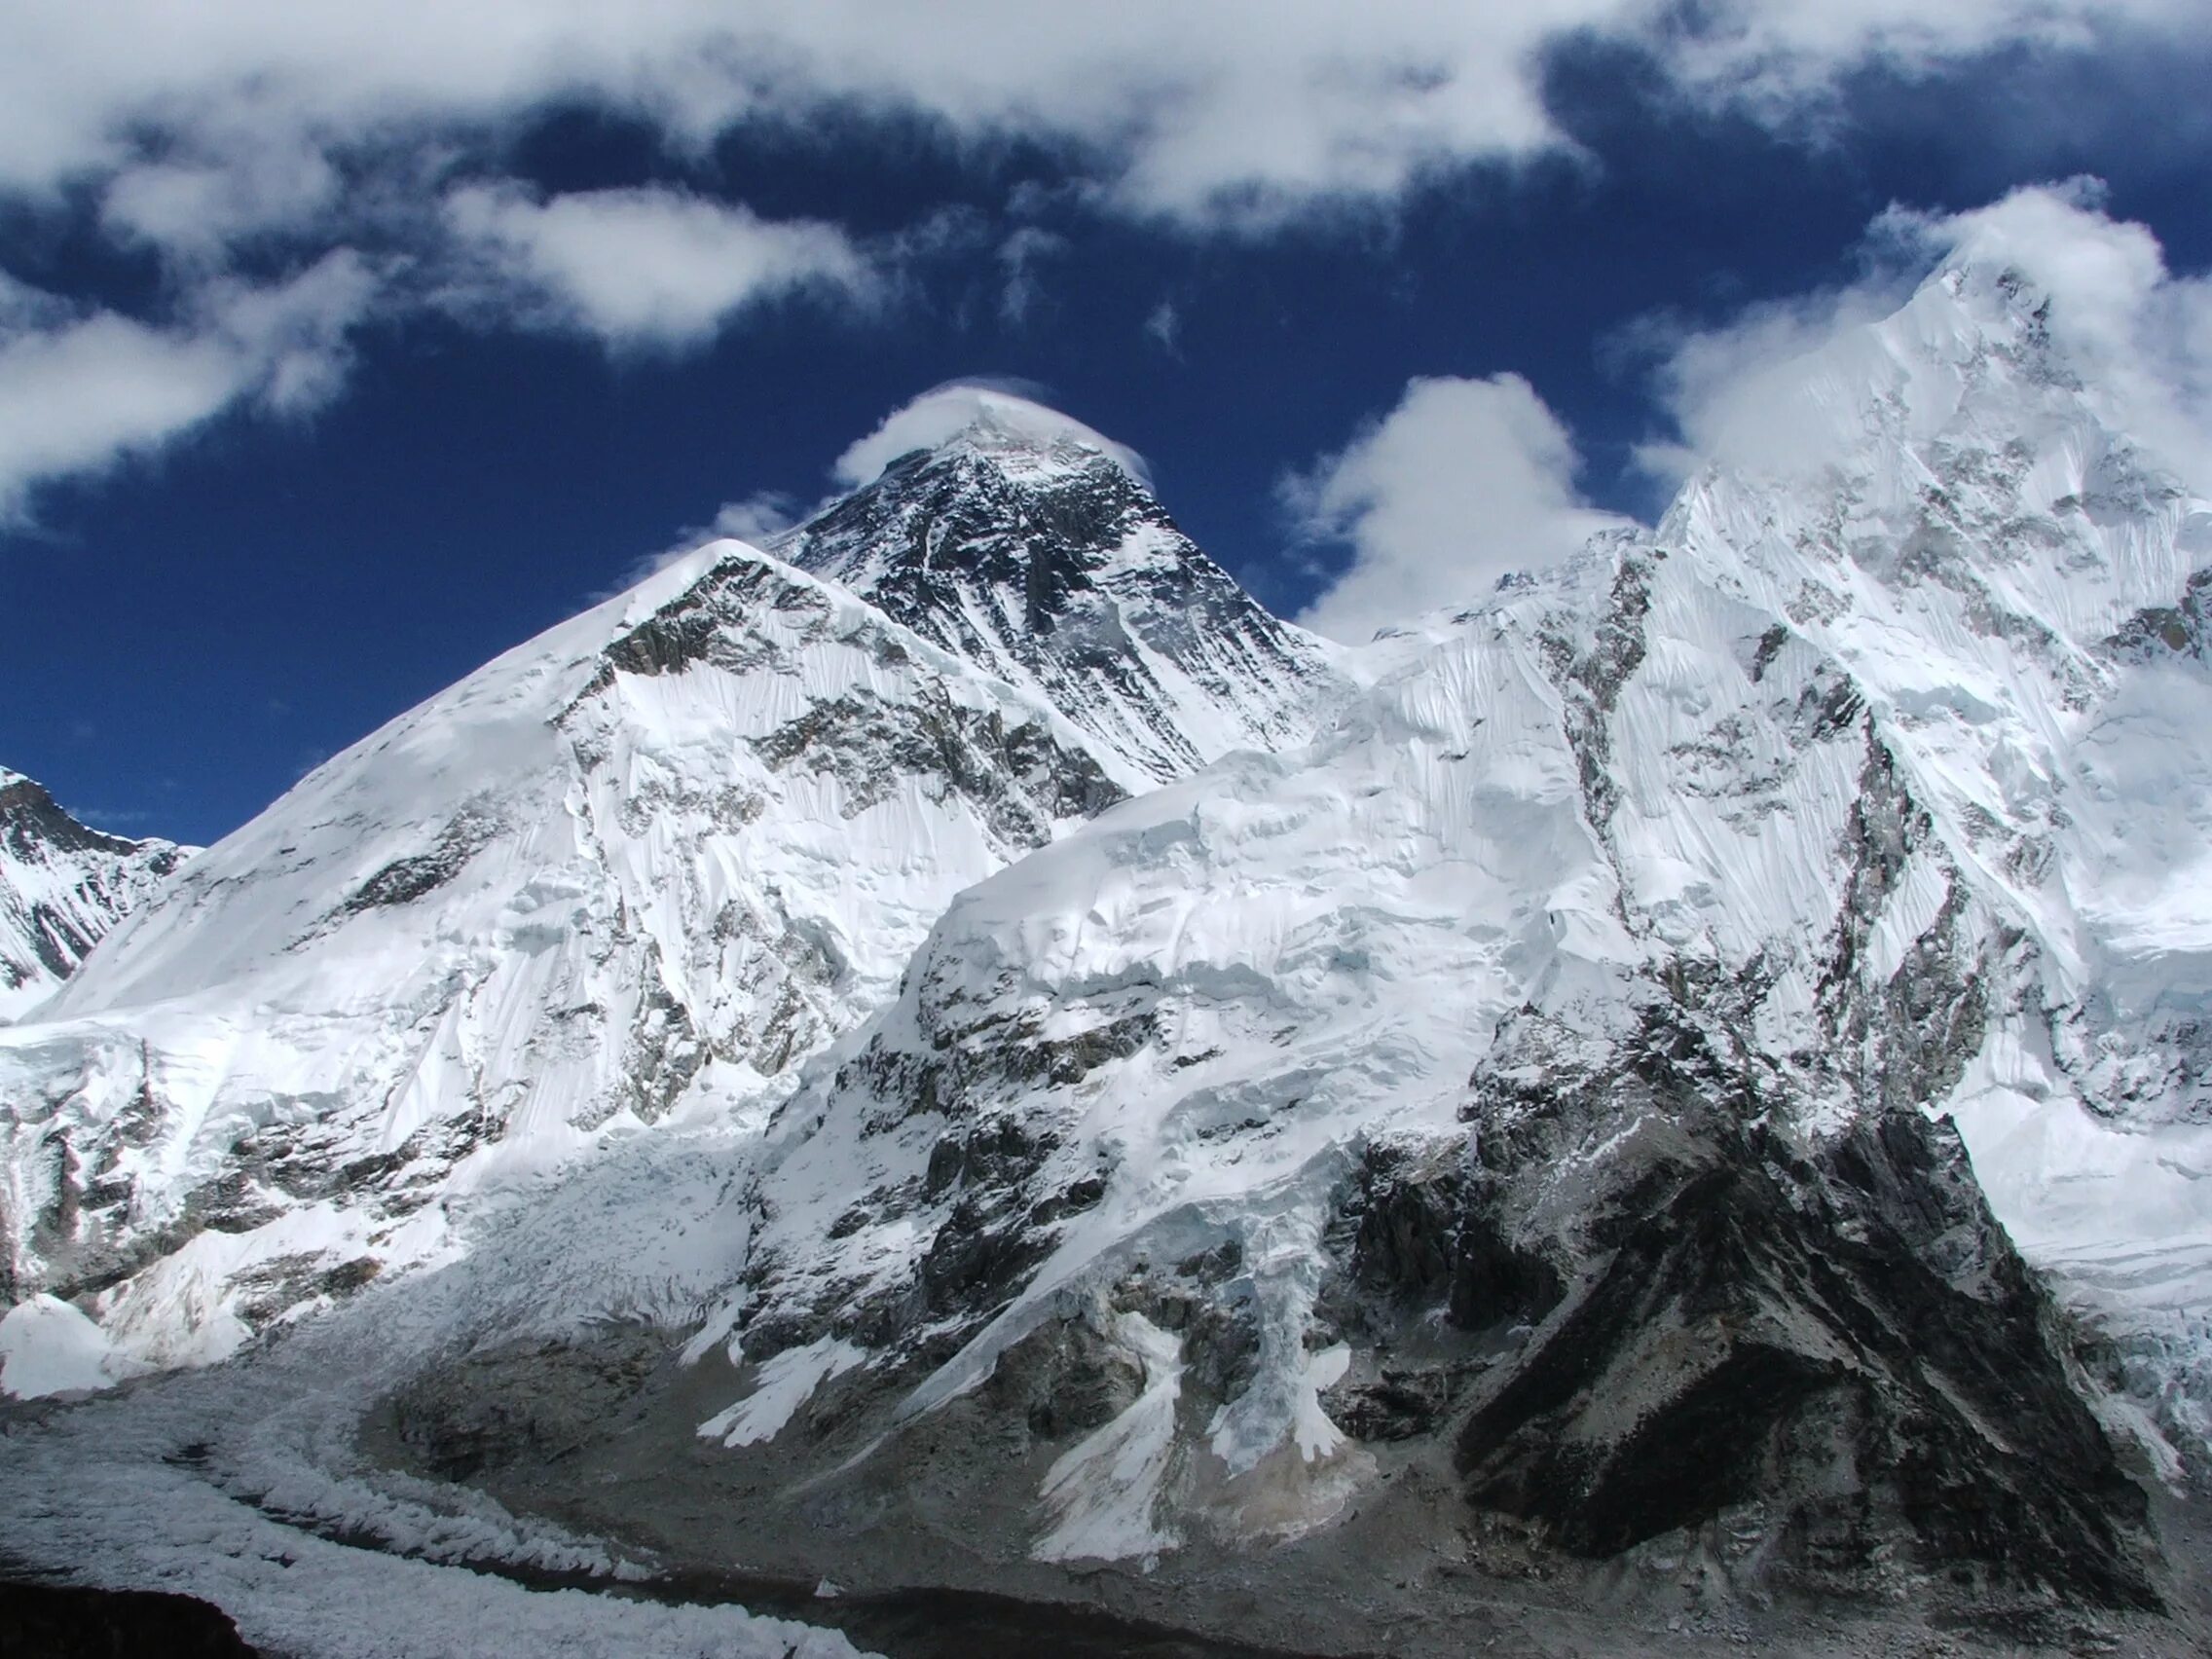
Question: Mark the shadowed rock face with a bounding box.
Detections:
[0,1579,258,1657]
[1334,1006,2161,1608]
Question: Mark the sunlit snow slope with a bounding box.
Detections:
[0,425,1345,1388]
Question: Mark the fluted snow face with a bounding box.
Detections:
[0,769,189,1024]
[1636,263,2212,1376]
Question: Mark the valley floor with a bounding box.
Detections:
[6,1346,2207,1659]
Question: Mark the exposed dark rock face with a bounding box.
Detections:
[752,689,1126,841]
[776,435,1338,781]
[334,804,498,917]
[733,980,1163,1370]
[2104,566,2212,664]
[1321,1006,2161,1609]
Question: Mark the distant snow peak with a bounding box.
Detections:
[831,382,1148,490]
[0,767,188,1023]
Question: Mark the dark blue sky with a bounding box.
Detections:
[6,24,2209,846]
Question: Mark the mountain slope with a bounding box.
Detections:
[387,257,2212,1628]
[0,768,189,1024]
[0,545,1122,1374]
[0,421,1346,1383]
[6,265,2212,1651]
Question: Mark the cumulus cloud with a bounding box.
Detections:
[0,4,2203,524]
[442,183,873,350]
[1635,179,2212,493]
[831,382,1146,489]
[1289,374,1635,642]
[0,252,376,520]
[2,4,2201,235]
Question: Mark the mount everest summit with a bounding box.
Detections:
[5,266,2212,1655]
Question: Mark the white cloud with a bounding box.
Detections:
[595,488,810,605]
[0,5,2202,524]
[100,146,341,264]
[1625,287,1904,487]
[996,227,1067,327]
[0,252,376,520]
[1290,373,1635,642]
[443,183,873,349]
[1636,179,2212,493]
[0,272,70,331]
[0,318,240,517]
[710,491,806,544]
[831,382,1146,489]
[1145,300,1182,355]
[1,3,2200,237]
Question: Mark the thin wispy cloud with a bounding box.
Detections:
[831,381,1145,490]
[1145,301,1182,356]
[996,228,1068,328]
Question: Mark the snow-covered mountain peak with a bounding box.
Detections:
[778,411,1352,785]
[834,385,1147,491]
[927,394,1144,484]
[0,446,1352,1377]
[0,767,190,1024]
